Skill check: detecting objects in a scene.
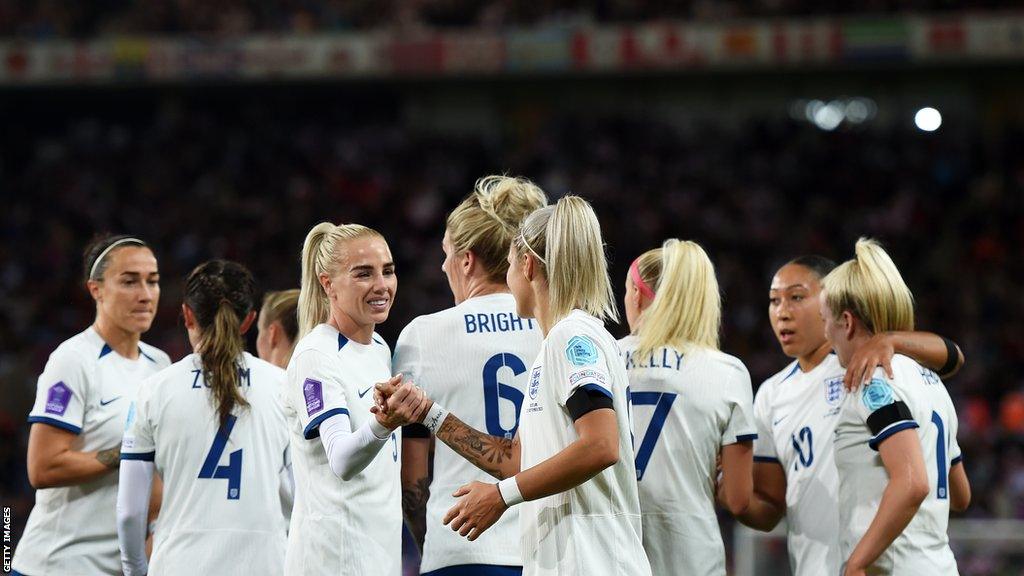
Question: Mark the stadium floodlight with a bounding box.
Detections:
[844,98,874,124]
[812,101,845,131]
[915,107,942,132]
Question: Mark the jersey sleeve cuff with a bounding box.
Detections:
[951,454,963,466]
[27,415,82,435]
[303,407,350,440]
[753,455,780,463]
[579,382,612,399]
[121,451,156,461]
[868,420,919,451]
[728,433,758,444]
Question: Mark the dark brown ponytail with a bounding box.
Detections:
[184,260,258,427]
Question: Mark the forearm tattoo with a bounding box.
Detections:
[402,476,430,550]
[96,445,121,469]
[436,414,515,479]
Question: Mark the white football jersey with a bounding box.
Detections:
[619,336,755,576]
[120,352,290,575]
[283,324,402,576]
[517,310,652,576]
[834,355,960,574]
[752,353,845,576]
[14,327,170,576]
[393,293,542,573]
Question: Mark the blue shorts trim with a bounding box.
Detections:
[27,416,82,435]
[422,565,522,576]
[303,407,350,440]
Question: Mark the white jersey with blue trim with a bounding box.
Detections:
[119,352,290,575]
[834,355,960,574]
[393,293,542,573]
[283,324,402,576]
[752,353,845,576]
[14,327,169,576]
[517,310,651,576]
[618,335,755,576]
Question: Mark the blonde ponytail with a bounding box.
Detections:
[822,237,915,333]
[635,239,720,358]
[298,223,335,339]
[298,222,383,339]
[513,196,617,325]
[447,175,548,283]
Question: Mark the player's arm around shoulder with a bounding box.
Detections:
[843,331,966,391]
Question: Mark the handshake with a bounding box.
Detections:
[369,375,435,430]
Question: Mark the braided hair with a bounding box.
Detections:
[184,260,259,427]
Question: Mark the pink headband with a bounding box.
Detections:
[629,258,656,301]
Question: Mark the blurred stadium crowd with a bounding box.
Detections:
[1,90,1021,546]
[1,0,1021,37]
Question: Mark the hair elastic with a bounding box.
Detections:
[629,258,656,301]
[89,238,145,280]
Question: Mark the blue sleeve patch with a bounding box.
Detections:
[862,378,895,412]
[565,335,599,366]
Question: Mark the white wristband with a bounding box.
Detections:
[422,402,450,434]
[497,476,524,507]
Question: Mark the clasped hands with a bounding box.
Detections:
[371,375,509,541]
[369,374,432,429]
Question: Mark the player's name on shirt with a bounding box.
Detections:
[463,311,536,334]
[189,366,252,388]
[623,347,686,371]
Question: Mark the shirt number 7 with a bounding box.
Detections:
[630,391,678,481]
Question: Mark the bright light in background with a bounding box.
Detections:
[812,101,845,131]
[915,107,942,132]
[793,97,877,130]
[844,98,875,124]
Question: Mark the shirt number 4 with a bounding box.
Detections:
[198,414,243,500]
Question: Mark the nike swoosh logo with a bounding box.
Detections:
[100,396,122,406]
[772,415,787,426]
[357,387,373,398]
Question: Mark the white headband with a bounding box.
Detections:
[520,233,546,265]
[89,238,145,280]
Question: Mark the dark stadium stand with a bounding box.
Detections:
[2,2,1022,574]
